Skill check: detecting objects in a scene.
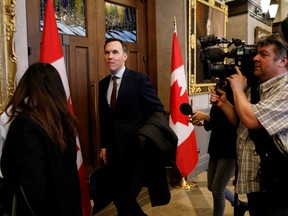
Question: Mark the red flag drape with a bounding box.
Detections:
[169,30,198,177]
[40,1,91,215]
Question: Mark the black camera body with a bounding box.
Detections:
[198,34,258,88]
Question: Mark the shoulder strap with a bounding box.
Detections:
[19,185,36,216]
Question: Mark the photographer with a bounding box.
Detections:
[192,82,248,216]
[210,34,288,216]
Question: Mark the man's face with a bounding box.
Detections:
[104,41,127,74]
[253,45,282,82]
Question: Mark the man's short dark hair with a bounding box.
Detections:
[256,33,288,60]
[104,38,128,53]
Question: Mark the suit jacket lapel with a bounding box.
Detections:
[117,69,130,103]
[102,75,112,106]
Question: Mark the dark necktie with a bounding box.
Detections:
[110,76,117,110]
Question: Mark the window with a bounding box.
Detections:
[40,0,86,36]
[105,2,136,43]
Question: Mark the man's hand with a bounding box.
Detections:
[225,66,260,128]
[99,149,107,165]
[226,66,247,92]
[210,89,227,108]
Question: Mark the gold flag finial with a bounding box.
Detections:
[174,16,177,32]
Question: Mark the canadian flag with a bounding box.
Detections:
[169,30,198,177]
[40,1,91,215]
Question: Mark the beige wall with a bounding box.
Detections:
[155,0,187,112]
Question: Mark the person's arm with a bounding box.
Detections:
[226,67,261,129]
[192,111,210,121]
[98,78,111,166]
[191,111,210,127]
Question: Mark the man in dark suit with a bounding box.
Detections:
[98,38,176,216]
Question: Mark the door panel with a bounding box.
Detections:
[68,47,92,167]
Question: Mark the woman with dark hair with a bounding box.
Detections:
[0,62,83,215]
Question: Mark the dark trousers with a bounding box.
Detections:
[247,192,288,216]
[112,144,147,216]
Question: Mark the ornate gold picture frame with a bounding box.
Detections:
[0,0,17,112]
[188,0,228,94]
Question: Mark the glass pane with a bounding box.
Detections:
[105,2,136,43]
[40,0,86,37]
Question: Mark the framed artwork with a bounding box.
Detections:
[188,0,228,94]
[0,0,17,112]
[255,26,271,43]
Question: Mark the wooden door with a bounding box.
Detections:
[26,0,157,176]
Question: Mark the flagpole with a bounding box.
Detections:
[174,16,177,32]
[171,16,197,191]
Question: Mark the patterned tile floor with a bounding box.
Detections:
[94,171,249,216]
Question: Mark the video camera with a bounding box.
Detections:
[198,34,258,89]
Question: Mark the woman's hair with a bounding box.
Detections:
[5,62,77,150]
